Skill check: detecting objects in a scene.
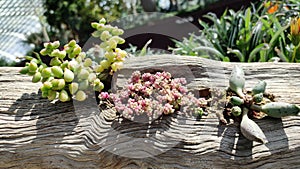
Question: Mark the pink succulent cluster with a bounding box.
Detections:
[99,71,207,121]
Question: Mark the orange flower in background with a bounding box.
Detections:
[290,17,300,45]
[291,17,300,36]
[268,3,278,14]
[264,1,279,14]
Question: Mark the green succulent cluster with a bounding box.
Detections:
[228,66,300,118]
[20,40,100,102]
[20,18,127,102]
[226,66,300,143]
[91,18,127,74]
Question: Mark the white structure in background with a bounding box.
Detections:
[0,0,43,61]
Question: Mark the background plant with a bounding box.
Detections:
[170,33,229,61]
[171,0,300,62]
[88,39,168,61]
[0,57,16,67]
[124,39,169,56]
[43,0,136,45]
[21,0,140,62]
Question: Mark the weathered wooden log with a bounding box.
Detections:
[1,54,300,169]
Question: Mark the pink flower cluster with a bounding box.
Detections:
[99,71,207,121]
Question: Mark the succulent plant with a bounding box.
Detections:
[231,106,242,117]
[240,108,267,144]
[253,93,264,103]
[20,40,95,102]
[230,96,244,106]
[251,102,300,118]
[229,65,245,98]
[252,80,267,95]
[223,66,300,143]
[98,71,209,121]
[20,18,127,102]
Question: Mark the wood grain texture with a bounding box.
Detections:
[1,54,300,169]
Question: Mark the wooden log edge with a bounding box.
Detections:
[0,54,300,168]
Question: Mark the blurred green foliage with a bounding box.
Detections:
[125,39,169,56]
[23,0,140,56]
[43,0,133,45]
[171,0,300,62]
[87,39,167,59]
[0,57,16,66]
[176,0,220,13]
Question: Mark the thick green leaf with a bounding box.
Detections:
[227,48,244,62]
[139,39,152,56]
[248,43,269,62]
[193,46,225,60]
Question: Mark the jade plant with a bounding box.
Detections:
[223,65,300,143]
[19,18,127,102]
[98,71,209,121]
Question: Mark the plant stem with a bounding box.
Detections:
[250,104,262,111]
[292,42,300,62]
[227,48,244,62]
[33,52,42,63]
[248,43,269,62]
[193,46,225,60]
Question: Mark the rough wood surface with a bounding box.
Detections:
[1,54,300,169]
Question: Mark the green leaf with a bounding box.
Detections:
[222,57,230,62]
[193,46,225,61]
[277,39,289,62]
[251,21,263,49]
[245,8,251,30]
[227,48,244,62]
[259,49,268,62]
[248,43,269,62]
[228,15,238,47]
[266,24,289,58]
[25,56,34,61]
[139,39,152,56]
[269,24,289,49]
[272,16,286,46]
